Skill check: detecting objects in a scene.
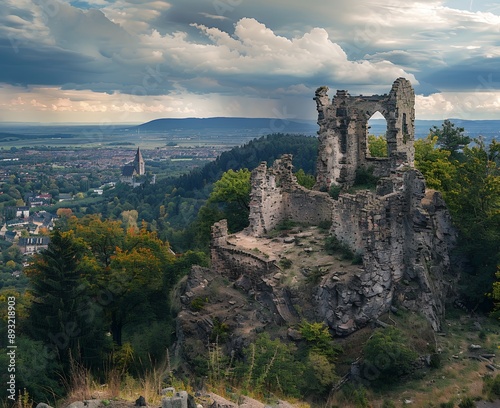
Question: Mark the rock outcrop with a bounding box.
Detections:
[175,78,457,367]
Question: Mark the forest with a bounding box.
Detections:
[0,125,499,406]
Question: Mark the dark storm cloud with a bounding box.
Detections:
[422,57,500,91]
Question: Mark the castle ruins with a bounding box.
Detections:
[186,79,456,345]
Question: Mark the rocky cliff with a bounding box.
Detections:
[174,78,458,369]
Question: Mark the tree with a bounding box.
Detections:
[445,139,500,308]
[56,208,73,218]
[368,134,388,157]
[209,168,251,212]
[414,135,456,191]
[362,326,417,384]
[25,230,108,370]
[100,227,175,345]
[430,119,470,157]
[196,168,252,236]
[299,321,340,394]
[295,169,316,189]
[71,215,125,267]
[121,209,139,231]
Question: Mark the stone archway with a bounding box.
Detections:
[314,78,415,189]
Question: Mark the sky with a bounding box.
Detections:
[1,0,500,123]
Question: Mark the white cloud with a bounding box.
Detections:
[416,91,500,119]
[145,18,418,85]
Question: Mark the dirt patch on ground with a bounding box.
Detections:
[226,225,362,288]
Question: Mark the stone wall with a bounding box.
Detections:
[246,155,335,236]
[320,168,456,333]
[315,78,415,189]
[211,220,279,283]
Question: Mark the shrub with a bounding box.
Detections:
[430,353,442,369]
[351,253,363,265]
[279,257,293,269]
[362,326,418,385]
[190,297,207,311]
[276,219,298,231]
[325,235,355,260]
[483,374,500,400]
[458,396,475,408]
[210,317,230,343]
[329,184,342,199]
[299,320,341,360]
[303,351,338,394]
[354,166,379,189]
[235,333,304,397]
[318,219,332,230]
[305,266,327,285]
[339,384,370,408]
[295,169,316,189]
[479,330,487,340]
[440,402,454,408]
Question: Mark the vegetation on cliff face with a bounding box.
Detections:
[370,126,499,311]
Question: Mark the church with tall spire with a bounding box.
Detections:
[121,147,146,185]
[132,147,145,175]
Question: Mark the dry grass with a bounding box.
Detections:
[57,348,177,408]
[327,309,500,407]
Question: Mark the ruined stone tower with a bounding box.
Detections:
[314,78,415,190]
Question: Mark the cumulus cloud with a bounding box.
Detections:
[416,91,500,119]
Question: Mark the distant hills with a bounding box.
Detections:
[368,119,500,140]
[132,117,500,141]
[133,117,318,133]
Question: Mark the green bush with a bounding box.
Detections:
[210,317,230,343]
[303,351,338,394]
[458,396,475,408]
[235,333,304,397]
[483,374,500,400]
[382,400,396,408]
[190,297,207,311]
[325,235,355,260]
[299,320,341,360]
[430,353,442,369]
[329,184,342,199]
[318,219,332,230]
[354,166,379,189]
[339,384,370,408]
[439,402,454,408]
[279,257,293,269]
[362,326,417,385]
[295,169,316,189]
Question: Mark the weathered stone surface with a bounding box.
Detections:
[38,404,54,408]
[175,77,457,369]
[66,402,85,408]
[315,78,415,189]
[207,393,237,408]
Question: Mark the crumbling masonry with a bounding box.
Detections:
[206,78,456,337]
[315,77,415,189]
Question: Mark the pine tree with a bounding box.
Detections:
[25,230,107,370]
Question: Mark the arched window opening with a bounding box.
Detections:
[367,111,388,158]
[402,113,409,144]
